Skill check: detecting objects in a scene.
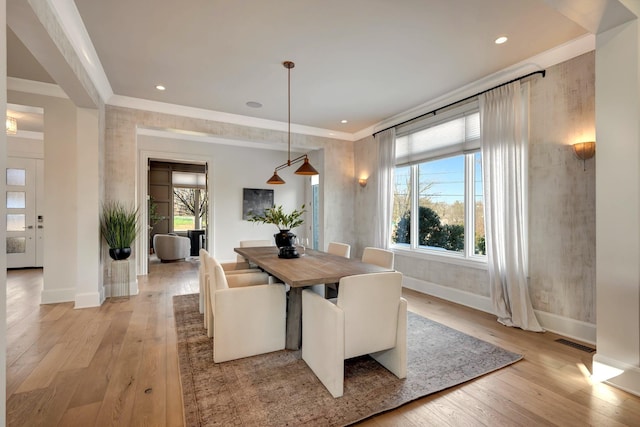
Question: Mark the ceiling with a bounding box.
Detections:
[5,1,631,137]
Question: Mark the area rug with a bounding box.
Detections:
[173,293,522,426]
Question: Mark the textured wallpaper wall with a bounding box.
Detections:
[354,52,596,325]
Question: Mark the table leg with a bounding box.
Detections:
[286,287,302,350]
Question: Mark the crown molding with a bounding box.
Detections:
[36,0,353,142]
[7,77,68,99]
[9,130,44,140]
[372,34,596,135]
[112,33,596,142]
[353,126,377,142]
[108,95,355,141]
[7,103,45,114]
[137,127,292,152]
[524,32,595,69]
[11,3,595,145]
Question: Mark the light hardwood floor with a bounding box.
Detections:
[6,260,640,426]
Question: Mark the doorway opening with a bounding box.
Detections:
[6,103,45,269]
[148,160,208,264]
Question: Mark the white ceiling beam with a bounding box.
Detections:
[544,0,637,34]
[7,0,99,107]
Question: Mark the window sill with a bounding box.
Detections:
[391,246,488,270]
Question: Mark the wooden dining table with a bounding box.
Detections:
[234,246,391,350]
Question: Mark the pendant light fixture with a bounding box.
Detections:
[267,61,319,184]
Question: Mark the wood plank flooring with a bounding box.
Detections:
[6,259,640,426]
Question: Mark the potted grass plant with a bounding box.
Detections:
[100,201,140,260]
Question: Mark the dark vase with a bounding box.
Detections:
[274,230,296,248]
[109,247,132,260]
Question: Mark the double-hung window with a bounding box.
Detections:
[391,102,485,261]
[172,171,207,231]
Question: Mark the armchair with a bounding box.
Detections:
[207,255,286,363]
[302,271,407,398]
[154,233,190,262]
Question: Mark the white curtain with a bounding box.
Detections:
[479,81,543,332]
[373,128,396,249]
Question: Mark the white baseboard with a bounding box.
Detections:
[403,276,596,344]
[403,276,494,313]
[534,309,596,345]
[594,353,640,397]
[40,288,75,304]
[42,286,132,306]
[74,292,102,308]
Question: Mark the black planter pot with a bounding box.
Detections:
[274,230,296,248]
[109,247,132,260]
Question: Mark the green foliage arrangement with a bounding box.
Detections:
[247,204,306,230]
[100,201,140,249]
[148,196,165,230]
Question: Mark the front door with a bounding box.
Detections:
[6,157,43,268]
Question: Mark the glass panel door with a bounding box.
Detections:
[6,158,38,268]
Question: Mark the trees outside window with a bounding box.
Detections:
[391,152,485,258]
[173,187,207,231]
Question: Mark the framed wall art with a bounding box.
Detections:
[242,188,274,220]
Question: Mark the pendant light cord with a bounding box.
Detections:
[266,61,319,183]
[283,60,296,165]
[288,62,291,165]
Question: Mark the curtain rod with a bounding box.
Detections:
[373,69,546,137]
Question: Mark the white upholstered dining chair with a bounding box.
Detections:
[302,271,407,398]
[362,247,394,269]
[236,239,273,265]
[327,242,351,258]
[206,254,286,363]
[198,248,258,315]
[198,248,208,314]
[324,242,352,298]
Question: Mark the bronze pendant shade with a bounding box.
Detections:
[267,171,286,185]
[294,156,319,175]
[267,61,319,185]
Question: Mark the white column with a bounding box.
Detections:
[1,1,9,423]
[75,107,102,307]
[595,11,640,395]
[41,98,79,304]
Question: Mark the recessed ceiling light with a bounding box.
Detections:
[155,85,166,91]
[341,119,348,124]
[246,101,263,108]
[495,36,508,45]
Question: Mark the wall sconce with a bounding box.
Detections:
[358,178,367,188]
[6,116,17,135]
[572,141,595,170]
